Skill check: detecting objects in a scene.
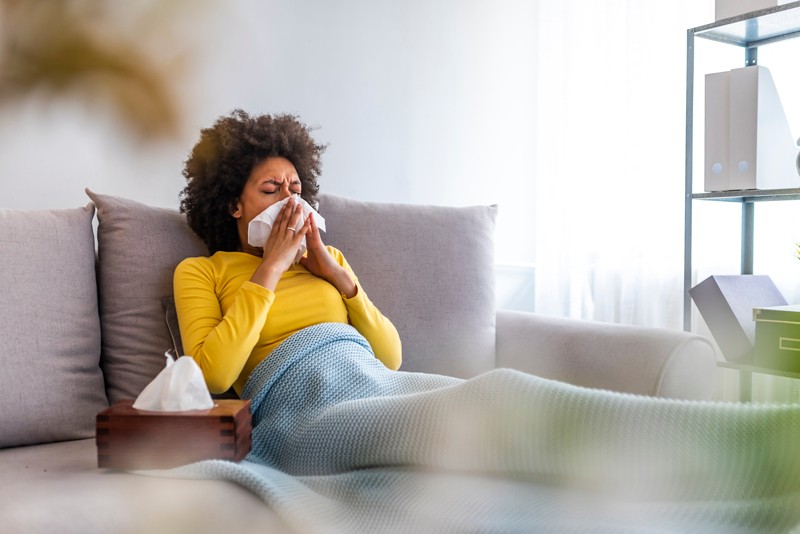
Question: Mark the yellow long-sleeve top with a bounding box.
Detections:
[173,246,402,396]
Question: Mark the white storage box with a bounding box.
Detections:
[716,0,794,21]
[689,275,787,362]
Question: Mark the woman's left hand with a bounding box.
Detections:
[299,213,358,298]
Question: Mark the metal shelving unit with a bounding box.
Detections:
[683,1,800,332]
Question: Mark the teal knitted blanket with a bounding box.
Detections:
[161,323,800,533]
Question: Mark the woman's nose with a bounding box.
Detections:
[278,181,292,199]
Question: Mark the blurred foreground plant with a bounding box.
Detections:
[0,0,196,141]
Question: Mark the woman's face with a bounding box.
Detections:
[232,156,301,249]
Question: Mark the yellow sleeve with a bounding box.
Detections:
[173,257,274,394]
[330,248,403,371]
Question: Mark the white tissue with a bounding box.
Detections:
[247,195,326,263]
[132,352,215,412]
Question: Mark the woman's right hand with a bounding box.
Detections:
[249,197,309,290]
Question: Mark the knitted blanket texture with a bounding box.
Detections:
[157,323,800,533]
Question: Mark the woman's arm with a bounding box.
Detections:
[331,248,402,371]
[298,214,401,369]
[174,257,274,393]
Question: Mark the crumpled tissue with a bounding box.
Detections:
[132,352,215,412]
[247,194,326,263]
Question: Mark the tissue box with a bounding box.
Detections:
[754,305,800,373]
[96,399,251,469]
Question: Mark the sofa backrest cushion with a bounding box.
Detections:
[0,205,108,448]
[88,190,498,402]
[318,194,498,377]
[87,190,206,403]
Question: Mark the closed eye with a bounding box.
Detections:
[259,179,301,195]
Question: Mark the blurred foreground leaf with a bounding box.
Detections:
[0,0,194,141]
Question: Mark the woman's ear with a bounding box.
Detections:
[230,200,242,219]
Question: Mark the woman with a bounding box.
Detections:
[175,110,402,396]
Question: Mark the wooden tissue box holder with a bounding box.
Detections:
[96,399,251,469]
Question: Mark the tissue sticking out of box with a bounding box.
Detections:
[247,195,326,263]
[132,352,214,412]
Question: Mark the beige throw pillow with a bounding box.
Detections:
[0,205,108,447]
[87,190,206,403]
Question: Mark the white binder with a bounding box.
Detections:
[704,65,799,192]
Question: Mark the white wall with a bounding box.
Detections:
[0,0,537,267]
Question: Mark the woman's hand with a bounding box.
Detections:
[250,197,308,291]
[300,213,358,298]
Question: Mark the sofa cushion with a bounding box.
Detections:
[0,205,108,447]
[87,190,206,403]
[0,439,293,532]
[318,194,498,377]
[88,189,497,400]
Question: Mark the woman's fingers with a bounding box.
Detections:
[287,200,304,235]
[269,198,291,237]
[278,197,295,229]
[270,197,304,237]
[305,212,323,248]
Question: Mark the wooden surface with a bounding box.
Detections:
[96,399,251,469]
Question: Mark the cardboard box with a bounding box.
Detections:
[754,305,800,372]
[96,399,251,469]
[689,275,787,362]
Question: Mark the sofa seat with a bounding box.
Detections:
[0,439,292,533]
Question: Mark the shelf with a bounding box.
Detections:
[683,3,800,331]
[692,187,800,202]
[717,360,800,381]
[692,1,800,47]
[718,360,800,401]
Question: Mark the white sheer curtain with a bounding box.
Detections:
[532,0,714,330]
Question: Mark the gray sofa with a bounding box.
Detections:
[0,190,716,532]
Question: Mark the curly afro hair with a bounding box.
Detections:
[180,109,326,254]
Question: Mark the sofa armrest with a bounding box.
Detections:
[495,310,717,400]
